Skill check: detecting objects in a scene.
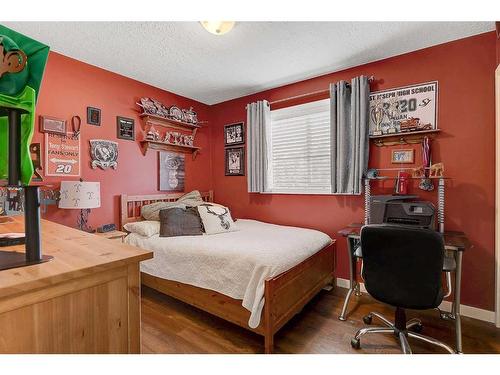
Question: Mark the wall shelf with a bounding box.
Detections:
[370,129,440,147]
[140,140,201,160]
[139,113,202,134]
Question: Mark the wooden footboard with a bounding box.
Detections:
[264,242,335,353]
[141,241,335,353]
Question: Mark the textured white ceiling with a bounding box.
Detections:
[2,22,494,104]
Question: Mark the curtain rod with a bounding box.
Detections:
[268,75,375,106]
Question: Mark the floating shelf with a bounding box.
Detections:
[370,129,440,147]
[140,140,201,160]
[139,113,202,133]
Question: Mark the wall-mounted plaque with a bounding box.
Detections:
[39,115,66,135]
[117,116,135,140]
[369,81,438,136]
[89,139,118,170]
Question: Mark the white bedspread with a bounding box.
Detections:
[126,219,332,328]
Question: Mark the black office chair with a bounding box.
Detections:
[350,224,455,354]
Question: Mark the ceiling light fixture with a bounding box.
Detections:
[200,21,235,36]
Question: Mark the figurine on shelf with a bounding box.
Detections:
[139,97,157,115]
[429,162,444,177]
[184,135,194,147]
[183,107,198,125]
[145,126,158,141]
[412,166,425,178]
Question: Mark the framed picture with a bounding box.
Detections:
[225,147,244,176]
[224,122,245,146]
[87,107,101,126]
[159,151,185,191]
[116,116,135,140]
[39,115,66,135]
[45,133,81,176]
[369,81,438,136]
[391,149,414,164]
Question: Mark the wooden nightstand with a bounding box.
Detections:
[94,230,127,242]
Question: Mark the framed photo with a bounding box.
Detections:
[224,122,245,146]
[225,147,245,176]
[116,116,135,140]
[39,115,66,135]
[391,149,414,164]
[159,151,185,191]
[87,107,101,126]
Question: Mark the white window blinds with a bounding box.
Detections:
[267,99,331,194]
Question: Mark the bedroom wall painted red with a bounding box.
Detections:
[210,32,497,311]
[33,52,213,229]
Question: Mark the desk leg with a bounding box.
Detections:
[454,251,463,354]
[339,238,358,321]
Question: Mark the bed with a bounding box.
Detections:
[120,191,335,353]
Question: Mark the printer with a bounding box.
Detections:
[369,195,436,229]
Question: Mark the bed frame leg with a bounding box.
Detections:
[264,333,274,354]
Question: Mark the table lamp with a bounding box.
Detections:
[58,181,100,232]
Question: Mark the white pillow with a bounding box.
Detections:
[197,204,237,235]
[123,221,160,237]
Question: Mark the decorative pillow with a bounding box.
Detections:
[123,221,160,237]
[197,203,237,235]
[141,190,204,221]
[159,207,204,237]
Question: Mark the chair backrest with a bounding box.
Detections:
[360,224,445,310]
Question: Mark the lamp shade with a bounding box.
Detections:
[58,181,100,209]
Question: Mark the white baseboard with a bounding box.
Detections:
[335,277,495,323]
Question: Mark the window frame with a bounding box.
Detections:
[265,98,332,195]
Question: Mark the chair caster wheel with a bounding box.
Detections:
[351,338,361,349]
[363,315,372,325]
[410,323,423,333]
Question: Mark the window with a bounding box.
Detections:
[266,99,331,194]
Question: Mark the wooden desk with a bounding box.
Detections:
[0,216,153,353]
[337,223,472,353]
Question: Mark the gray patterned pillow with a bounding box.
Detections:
[159,207,204,237]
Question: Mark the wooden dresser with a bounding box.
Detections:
[0,216,153,353]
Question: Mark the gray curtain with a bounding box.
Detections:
[330,76,370,194]
[246,100,270,193]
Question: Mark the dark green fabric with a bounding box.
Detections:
[0,24,50,185]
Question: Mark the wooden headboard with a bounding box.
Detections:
[120,190,213,229]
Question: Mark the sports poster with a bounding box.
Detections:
[45,132,81,177]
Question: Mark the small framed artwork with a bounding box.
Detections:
[225,147,245,176]
[391,149,414,164]
[116,116,135,140]
[224,122,245,146]
[87,107,101,126]
[39,115,66,135]
[159,151,185,191]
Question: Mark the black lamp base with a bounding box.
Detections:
[0,250,53,271]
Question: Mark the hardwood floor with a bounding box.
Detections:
[141,285,500,354]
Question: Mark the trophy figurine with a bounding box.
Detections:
[370,99,384,136]
[386,98,400,134]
